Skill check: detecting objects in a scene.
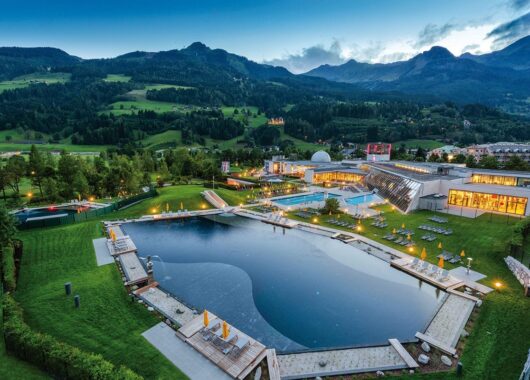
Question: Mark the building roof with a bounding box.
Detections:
[311,150,332,163]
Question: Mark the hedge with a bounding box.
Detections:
[1,246,16,291]
[510,216,530,247]
[2,294,142,380]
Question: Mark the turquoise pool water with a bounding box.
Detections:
[274,192,341,206]
[14,205,92,222]
[345,193,382,206]
[122,216,443,352]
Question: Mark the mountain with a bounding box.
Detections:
[461,35,530,70]
[0,47,80,80]
[306,37,530,113]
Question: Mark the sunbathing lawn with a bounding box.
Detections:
[288,205,530,379]
[6,186,529,380]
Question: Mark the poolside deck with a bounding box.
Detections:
[179,312,267,379]
[416,293,476,357]
[106,236,137,256]
[278,341,414,379]
[135,285,195,326]
[118,252,148,285]
[391,257,463,290]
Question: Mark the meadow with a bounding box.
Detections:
[0,72,70,93]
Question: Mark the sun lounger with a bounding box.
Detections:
[418,261,429,272]
[409,258,419,267]
[229,335,250,357]
[438,269,450,281]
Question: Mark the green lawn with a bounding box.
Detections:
[288,205,530,379]
[7,185,250,379]
[394,139,445,149]
[0,72,71,93]
[0,143,109,153]
[103,74,131,82]
[220,106,268,128]
[140,130,183,149]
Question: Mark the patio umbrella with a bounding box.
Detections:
[460,250,465,257]
[401,223,405,229]
[203,310,209,327]
[392,228,397,234]
[166,203,169,213]
[180,202,184,210]
[438,256,445,268]
[438,242,443,249]
[222,321,229,339]
[421,247,427,260]
[407,233,411,241]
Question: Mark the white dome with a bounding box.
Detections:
[311,150,331,163]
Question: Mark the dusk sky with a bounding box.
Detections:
[1,0,529,73]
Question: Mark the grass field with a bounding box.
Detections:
[394,139,445,149]
[287,205,530,379]
[103,74,131,82]
[0,72,70,93]
[0,142,109,153]
[140,130,183,149]
[220,106,268,128]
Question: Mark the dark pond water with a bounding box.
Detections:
[122,215,443,352]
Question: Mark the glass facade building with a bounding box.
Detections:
[365,170,421,212]
[448,189,527,215]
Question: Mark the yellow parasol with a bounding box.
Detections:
[407,233,411,241]
[438,241,443,249]
[222,321,229,339]
[460,250,465,257]
[438,256,445,268]
[203,310,209,327]
[180,202,184,210]
[166,203,169,213]
[420,247,427,260]
[392,228,397,234]
[401,223,405,229]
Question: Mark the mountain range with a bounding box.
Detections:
[0,36,529,115]
[306,35,530,114]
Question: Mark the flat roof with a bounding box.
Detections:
[310,167,366,175]
[368,163,461,182]
[470,168,530,179]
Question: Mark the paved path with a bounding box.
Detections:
[423,294,475,348]
[92,237,114,266]
[143,322,232,380]
[278,345,409,379]
[137,286,195,326]
[449,266,486,282]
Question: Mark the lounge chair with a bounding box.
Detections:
[229,335,250,357]
[438,269,450,282]
[409,258,419,267]
[418,261,429,272]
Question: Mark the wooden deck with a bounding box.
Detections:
[391,257,463,289]
[179,312,266,379]
[118,252,148,285]
[266,349,281,380]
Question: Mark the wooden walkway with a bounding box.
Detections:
[416,293,476,356]
[179,312,266,379]
[278,343,412,379]
[135,284,195,326]
[118,252,148,285]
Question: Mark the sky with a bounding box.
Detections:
[0,0,529,73]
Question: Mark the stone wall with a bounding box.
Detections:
[504,256,530,289]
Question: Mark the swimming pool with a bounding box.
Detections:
[13,205,92,222]
[345,193,382,206]
[122,216,443,352]
[274,192,341,206]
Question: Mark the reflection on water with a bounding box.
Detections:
[122,216,443,352]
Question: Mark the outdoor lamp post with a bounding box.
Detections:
[466,257,473,274]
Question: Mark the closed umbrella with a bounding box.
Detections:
[438,242,443,249]
[401,223,405,229]
[460,250,465,257]
[392,228,397,234]
[407,233,411,241]
[438,256,444,268]
[222,321,229,339]
[421,247,427,260]
[203,310,209,327]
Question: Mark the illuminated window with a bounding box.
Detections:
[471,174,517,186]
[448,189,527,215]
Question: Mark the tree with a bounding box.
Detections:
[504,156,529,171]
[28,145,46,197]
[465,155,477,168]
[322,197,340,214]
[453,153,466,164]
[5,155,26,195]
[0,206,17,247]
[478,155,499,169]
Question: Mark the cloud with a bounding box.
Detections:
[509,0,530,10]
[461,43,481,54]
[486,12,530,48]
[264,41,346,74]
[414,23,458,49]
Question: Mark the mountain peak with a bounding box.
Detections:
[186,42,210,52]
[420,46,454,60]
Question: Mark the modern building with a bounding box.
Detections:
[264,152,530,217]
[427,145,465,160]
[265,151,366,185]
[364,162,530,216]
[366,143,392,162]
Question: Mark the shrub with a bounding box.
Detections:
[2,294,143,380]
[1,246,16,291]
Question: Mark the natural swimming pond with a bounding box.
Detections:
[274,192,341,206]
[122,215,443,352]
